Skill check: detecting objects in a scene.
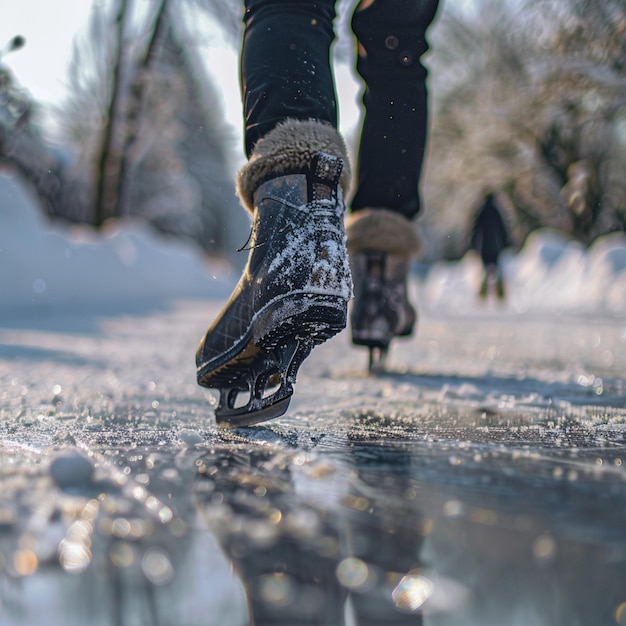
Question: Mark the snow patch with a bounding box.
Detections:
[0,173,236,314]
[422,228,626,317]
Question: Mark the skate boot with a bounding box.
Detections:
[196,120,352,426]
[346,209,421,372]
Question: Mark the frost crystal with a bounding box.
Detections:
[267,196,351,300]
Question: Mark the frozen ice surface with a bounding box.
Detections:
[1,172,626,624]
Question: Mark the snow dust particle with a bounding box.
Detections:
[442,499,464,517]
[258,573,296,607]
[110,541,134,568]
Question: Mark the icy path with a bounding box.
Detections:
[1,296,625,625]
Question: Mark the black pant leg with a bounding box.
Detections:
[241,0,339,157]
[351,0,440,219]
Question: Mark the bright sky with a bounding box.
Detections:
[0,1,361,144]
[0,1,92,103]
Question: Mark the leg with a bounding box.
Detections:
[196,1,352,425]
[241,0,339,156]
[495,260,506,301]
[351,0,439,218]
[347,0,440,369]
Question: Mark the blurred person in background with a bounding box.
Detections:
[470,191,511,301]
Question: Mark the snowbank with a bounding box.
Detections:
[0,173,236,315]
[422,229,626,317]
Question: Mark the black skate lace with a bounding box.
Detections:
[235,224,290,252]
[235,227,255,252]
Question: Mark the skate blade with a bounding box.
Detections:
[200,300,347,426]
[216,395,292,428]
[351,334,390,373]
[212,338,316,427]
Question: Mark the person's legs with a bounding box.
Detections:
[196,1,352,425]
[346,0,439,369]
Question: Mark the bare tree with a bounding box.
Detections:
[1,0,246,260]
[0,36,69,218]
[93,0,130,226]
[116,0,169,215]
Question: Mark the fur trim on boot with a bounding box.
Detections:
[237,119,351,214]
[346,208,421,260]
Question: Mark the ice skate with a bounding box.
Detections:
[196,120,352,426]
[346,209,421,372]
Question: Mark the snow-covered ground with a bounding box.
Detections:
[1,172,626,626]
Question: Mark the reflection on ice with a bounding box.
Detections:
[1,421,625,626]
[0,446,248,626]
[192,430,626,626]
[58,518,96,574]
[2,387,626,625]
[194,441,433,624]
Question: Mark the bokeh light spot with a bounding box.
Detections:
[14,549,38,576]
[142,548,174,586]
[336,557,370,590]
[110,541,134,568]
[392,574,434,612]
[532,534,556,561]
[259,573,295,607]
[615,601,626,625]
